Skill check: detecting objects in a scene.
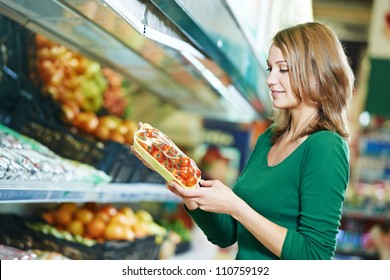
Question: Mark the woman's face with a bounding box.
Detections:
[266,44,299,109]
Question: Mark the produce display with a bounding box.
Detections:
[133,123,201,188]
[0,25,195,261]
[102,67,131,117]
[39,203,166,243]
[34,34,138,145]
[35,34,107,113]
[160,219,191,245]
[0,203,191,260]
[0,209,171,260]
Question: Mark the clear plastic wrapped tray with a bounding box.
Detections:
[133,123,201,188]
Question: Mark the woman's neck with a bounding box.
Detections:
[288,108,317,141]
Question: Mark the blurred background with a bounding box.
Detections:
[0,0,388,260]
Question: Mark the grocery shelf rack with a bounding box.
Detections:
[0,181,179,203]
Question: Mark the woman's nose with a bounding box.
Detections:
[266,71,277,86]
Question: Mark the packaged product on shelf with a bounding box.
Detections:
[0,123,111,184]
[133,123,201,188]
[0,244,36,260]
[26,249,70,260]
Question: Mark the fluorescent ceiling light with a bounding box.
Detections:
[142,25,204,59]
[182,52,258,121]
[102,0,144,33]
[103,0,204,58]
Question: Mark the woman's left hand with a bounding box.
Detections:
[167,179,240,215]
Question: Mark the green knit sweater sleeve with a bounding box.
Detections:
[281,131,349,259]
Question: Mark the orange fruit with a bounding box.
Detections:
[74,208,94,224]
[99,204,117,217]
[66,220,85,236]
[95,211,110,224]
[42,211,55,225]
[54,209,73,226]
[104,222,124,240]
[123,228,135,241]
[110,212,129,226]
[86,218,106,238]
[59,202,78,214]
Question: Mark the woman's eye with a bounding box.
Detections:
[266,67,289,73]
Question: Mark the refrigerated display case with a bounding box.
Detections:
[1,0,341,261]
[336,115,390,260]
[0,0,273,123]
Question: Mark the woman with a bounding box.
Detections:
[135,22,355,259]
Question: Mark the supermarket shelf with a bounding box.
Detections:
[335,247,380,260]
[0,181,180,203]
[342,206,390,222]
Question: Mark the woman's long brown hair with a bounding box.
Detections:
[269,22,355,143]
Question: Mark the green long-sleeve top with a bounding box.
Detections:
[188,128,350,260]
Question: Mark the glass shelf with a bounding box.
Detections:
[342,206,390,222]
[335,247,380,260]
[0,181,180,203]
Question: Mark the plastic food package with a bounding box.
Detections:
[0,244,36,260]
[133,123,201,188]
[0,124,112,184]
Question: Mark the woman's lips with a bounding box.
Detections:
[271,90,285,98]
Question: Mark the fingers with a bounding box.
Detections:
[130,145,154,170]
[169,181,199,198]
[168,181,185,196]
[130,145,143,161]
[166,183,181,198]
[130,145,141,160]
[166,183,199,210]
[199,179,214,188]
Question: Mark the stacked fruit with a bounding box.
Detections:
[34,34,137,145]
[72,113,137,144]
[102,67,129,117]
[41,203,166,242]
[35,34,107,113]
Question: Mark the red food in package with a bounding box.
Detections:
[133,123,201,188]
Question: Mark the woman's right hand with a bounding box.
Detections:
[130,145,155,171]
[167,181,199,211]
